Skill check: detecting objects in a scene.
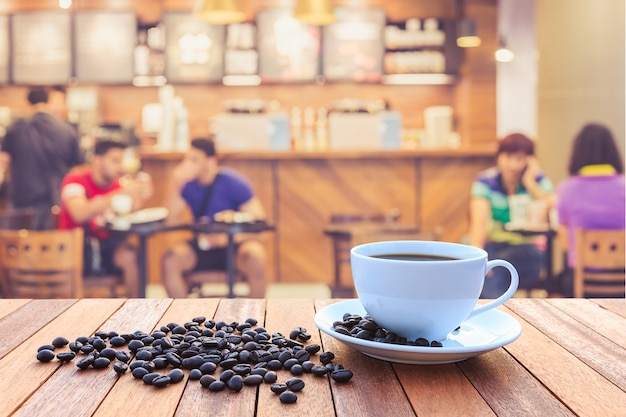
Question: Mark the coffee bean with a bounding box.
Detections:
[304,344,321,355]
[167,368,185,383]
[243,374,264,386]
[128,340,144,352]
[270,383,288,394]
[199,361,217,374]
[77,355,96,369]
[68,342,82,353]
[56,352,76,362]
[99,348,117,360]
[153,375,171,388]
[264,370,278,383]
[227,375,244,392]
[285,378,305,392]
[290,364,304,376]
[143,372,161,385]
[311,365,329,377]
[113,361,128,374]
[36,349,55,362]
[319,352,335,364]
[220,369,234,382]
[92,338,107,351]
[232,364,251,375]
[80,345,95,354]
[38,344,56,352]
[279,391,298,404]
[188,369,202,380]
[208,380,225,391]
[331,369,353,383]
[152,357,169,370]
[283,358,299,370]
[200,375,216,387]
[51,336,69,348]
[130,365,148,379]
[93,357,111,369]
[430,341,443,348]
[220,357,238,370]
[415,338,429,346]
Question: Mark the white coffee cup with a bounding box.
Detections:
[111,194,133,215]
[350,240,519,341]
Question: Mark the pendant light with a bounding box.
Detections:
[194,0,245,25]
[495,36,514,62]
[294,0,335,26]
[456,18,481,48]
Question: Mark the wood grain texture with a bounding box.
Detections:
[393,363,496,417]
[259,298,334,417]
[173,298,266,417]
[0,298,125,417]
[546,298,626,349]
[0,298,30,320]
[314,299,417,417]
[0,298,76,359]
[419,157,494,242]
[500,304,626,417]
[12,298,173,417]
[278,158,417,284]
[457,350,575,417]
[94,298,220,417]
[506,298,626,392]
[592,298,626,319]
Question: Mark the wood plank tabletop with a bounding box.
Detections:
[0,298,624,417]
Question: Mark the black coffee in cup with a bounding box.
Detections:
[372,254,459,262]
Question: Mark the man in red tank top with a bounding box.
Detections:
[59,140,150,297]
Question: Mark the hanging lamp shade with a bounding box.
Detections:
[294,0,335,26]
[194,0,245,25]
[456,18,481,47]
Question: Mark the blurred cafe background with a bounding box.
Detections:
[0,0,623,292]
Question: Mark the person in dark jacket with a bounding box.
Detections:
[0,87,83,229]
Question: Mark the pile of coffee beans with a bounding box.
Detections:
[333,312,445,347]
[35,316,353,405]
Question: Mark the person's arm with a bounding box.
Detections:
[522,157,554,206]
[239,196,266,220]
[62,184,116,224]
[0,151,10,185]
[164,160,195,226]
[469,197,491,248]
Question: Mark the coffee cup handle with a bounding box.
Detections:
[466,259,519,320]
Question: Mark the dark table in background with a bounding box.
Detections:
[107,221,274,298]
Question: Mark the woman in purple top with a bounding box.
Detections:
[556,123,625,293]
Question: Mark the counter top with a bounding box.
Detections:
[1,298,624,417]
[138,146,497,161]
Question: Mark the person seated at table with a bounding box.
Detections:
[161,137,267,299]
[555,123,625,296]
[469,133,555,298]
[58,140,151,298]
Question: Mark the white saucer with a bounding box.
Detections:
[314,299,522,364]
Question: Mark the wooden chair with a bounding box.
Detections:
[0,228,84,298]
[573,228,625,298]
[0,228,126,299]
[326,209,401,298]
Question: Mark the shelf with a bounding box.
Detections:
[382,73,456,85]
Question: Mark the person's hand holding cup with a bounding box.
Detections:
[110,193,133,230]
[350,240,519,342]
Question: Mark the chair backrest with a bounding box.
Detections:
[0,228,84,298]
[0,208,35,230]
[574,228,625,298]
[351,228,443,247]
[329,208,401,225]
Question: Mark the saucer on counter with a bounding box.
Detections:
[314,299,522,364]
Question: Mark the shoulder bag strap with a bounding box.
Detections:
[195,173,221,221]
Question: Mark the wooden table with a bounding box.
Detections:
[1,298,624,417]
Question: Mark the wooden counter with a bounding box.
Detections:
[140,148,496,287]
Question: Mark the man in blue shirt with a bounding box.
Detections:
[162,137,267,298]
